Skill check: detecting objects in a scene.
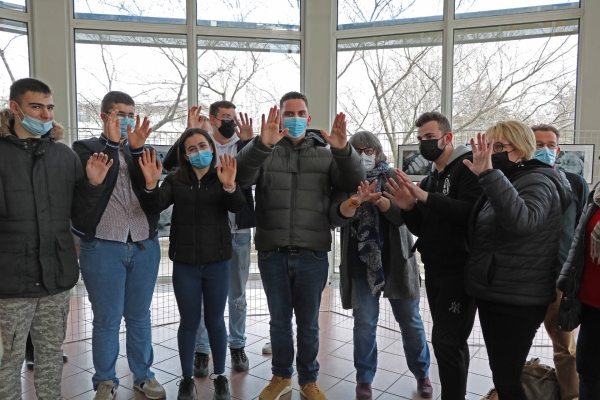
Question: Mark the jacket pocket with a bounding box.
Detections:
[0,234,27,295]
[56,231,79,288]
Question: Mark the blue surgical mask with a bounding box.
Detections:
[283,117,307,138]
[117,115,135,138]
[532,147,557,166]
[188,149,213,169]
[16,105,53,136]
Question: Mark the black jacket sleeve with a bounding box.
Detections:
[329,144,366,193]
[223,185,247,214]
[70,151,105,219]
[235,136,273,189]
[162,138,180,172]
[139,177,175,215]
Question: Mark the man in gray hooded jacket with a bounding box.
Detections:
[235,92,364,400]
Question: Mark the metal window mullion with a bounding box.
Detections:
[440,0,455,122]
[187,0,198,110]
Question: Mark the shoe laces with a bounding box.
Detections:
[232,348,247,362]
[96,381,115,396]
[303,382,322,393]
[265,376,284,390]
[177,377,196,393]
[211,374,229,392]
[195,352,210,366]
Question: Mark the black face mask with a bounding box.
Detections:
[491,151,519,174]
[419,135,446,162]
[216,119,236,139]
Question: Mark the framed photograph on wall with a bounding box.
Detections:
[397,144,432,182]
[555,144,595,184]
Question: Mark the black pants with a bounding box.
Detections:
[578,303,600,400]
[425,269,477,400]
[478,302,545,400]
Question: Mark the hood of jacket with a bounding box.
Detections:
[277,128,328,150]
[430,144,472,173]
[0,108,65,141]
[511,160,572,213]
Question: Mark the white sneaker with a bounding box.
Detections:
[93,380,116,400]
[134,377,166,399]
[262,341,272,354]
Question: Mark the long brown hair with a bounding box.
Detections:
[172,128,216,185]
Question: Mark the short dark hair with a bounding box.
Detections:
[10,78,52,105]
[415,111,451,135]
[531,124,560,141]
[279,91,308,109]
[209,101,236,117]
[173,128,216,185]
[101,91,135,114]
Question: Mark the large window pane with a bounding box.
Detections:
[0,0,25,12]
[456,0,579,19]
[75,30,188,142]
[74,0,186,24]
[197,1,300,31]
[197,36,300,131]
[337,32,443,165]
[338,0,443,30]
[0,19,29,107]
[453,20,579,138]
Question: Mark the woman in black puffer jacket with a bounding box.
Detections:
[463,121,570,400]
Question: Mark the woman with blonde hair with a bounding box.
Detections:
[463,121,571,399]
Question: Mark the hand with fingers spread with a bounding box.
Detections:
[187,106,209,130]
[463,132,493,176]
[320,112,347,149]
[127,115,153,149]
[138,149,163,190]
[217,154,237,191]
[86,152,113,186]
[354,180,383,206]
[395,169,429,203]
[234,112,254,141]
[383,175,417,210]
[260,106,288,147]
[105,110,122,143]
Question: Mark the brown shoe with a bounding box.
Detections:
[300,382,327,400]
[355,382,373,400]
[417,377,433,398]
[259,376,292,400]
[481,388,499,400]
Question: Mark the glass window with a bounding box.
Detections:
[0,19,29,108]
[337,0,443,30]
[197,1,300,31]
[452,20,579,138]
[197,36,300,133]
[456,0,579,19]
[75,30,188,142]
[73,0,186,24]
[337,31,443,166]
[0,0,25,12]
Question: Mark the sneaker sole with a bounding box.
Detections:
[133,386,166,400]
[269,386,292,400]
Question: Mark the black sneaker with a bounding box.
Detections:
[194,352,210,377]
[177,377,195,400]
[212,375,231,400]
[230,347,249,372]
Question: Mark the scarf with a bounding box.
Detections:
[351,161,388,295]
[591,189,600,261]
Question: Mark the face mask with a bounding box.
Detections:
[532,147,556,166]
[283,117,308,138]
[117,115,135,138]
[419,135,446,162]
[360,152,376,170]
[188,149,213,169]
[491,151,518,174]
[217,119,236,139]
[16,105,53,136]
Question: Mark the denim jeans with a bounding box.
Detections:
[173,260,230,377]
[257,250,329,386]
[79,237,160,389]
[352,276,430,383]
[196,233,251,353]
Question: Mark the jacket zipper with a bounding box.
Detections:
[290,172,297,246]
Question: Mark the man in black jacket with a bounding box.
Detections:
[0,78,110,400]
[385,112,482,400]
[72,91,166,400]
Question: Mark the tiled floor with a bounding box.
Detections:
[20,309,557,400]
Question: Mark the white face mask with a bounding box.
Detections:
[360,152,376,170]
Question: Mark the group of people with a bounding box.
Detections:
[0,76,598,400]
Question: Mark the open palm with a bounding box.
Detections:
[86,152,113,186]
[139,149,162,189]
[217,154,237,189]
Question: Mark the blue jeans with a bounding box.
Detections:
[79,237,160,389]
[173,260,230,377]
[352,276,430,383]
[257,250,329,386]
[196,233,251,353]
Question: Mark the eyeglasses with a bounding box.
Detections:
[354,147,375,156]
[492,142,513,152]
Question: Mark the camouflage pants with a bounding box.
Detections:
[0,290,70,400]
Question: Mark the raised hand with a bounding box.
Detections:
[105,110,122,143]
[86,152,113,186]
[187,106,210,130]
[234,112,254,141]
[383,176,417,210]
[217,154,237,190]
[320,113,347,149]
[395,170,428,203]
[127,115,152,149]
[463,132,493,176]
[356,180,383,204]
[260,106,288,147]
[138,149,162,190]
